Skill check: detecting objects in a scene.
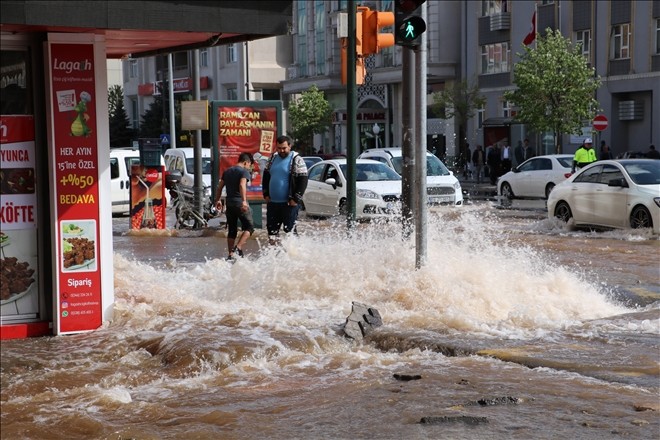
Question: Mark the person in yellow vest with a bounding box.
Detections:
[571,137,597,173]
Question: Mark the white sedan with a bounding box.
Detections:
[303,158,402,220]
[497,154,574,200]
[548,159,660,234]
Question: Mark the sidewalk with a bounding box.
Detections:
[457,173,498,201]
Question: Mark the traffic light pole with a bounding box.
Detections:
[413,2,428,268]
[401,47,414,239]
[346,0,357,231]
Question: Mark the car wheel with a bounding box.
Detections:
[630,206,653,229]
[554,201,572,223]
[338,198,347,216]
[545,183,555,199]
[500,182,514,200]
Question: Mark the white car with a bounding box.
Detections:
[497,154,574,200]
[358,148,463,206]
[163,147,213,200]
[303,158,402,220]
[548,159,660,234]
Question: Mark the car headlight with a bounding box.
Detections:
[453,181,462,191]
[654,197,660,208]
[356,189,380,199]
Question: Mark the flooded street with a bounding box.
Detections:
[1,201,658,439]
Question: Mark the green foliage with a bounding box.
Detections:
[504,29,601,151]
[287,84,333,150]
[431,78,486,124]
[108,85,136,147]
[139,85,167,139]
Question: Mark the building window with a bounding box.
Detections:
[227,87,237,100]
[480,42,511,74]
[541,0,554,4]
[130,99,139,129]
[610,23,631,59]
[575,30,591,59]
[200,49,209,67]
[502,100,515,118]
[477,105,485,128]
[315,0,326,75]
[481,0,508,17]
[173,52,188,70]
[297,1,308,76]
[262,88,281,101]
[227,44,237,64]
[655,18,660,55]
[129,60,138,78]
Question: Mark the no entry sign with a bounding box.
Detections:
[593,114,608,131]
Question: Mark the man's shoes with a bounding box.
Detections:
[232,246,244,257]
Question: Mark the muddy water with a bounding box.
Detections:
[1,204,658,440]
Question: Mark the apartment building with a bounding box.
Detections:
[465,0,660,157]
[122,36,292,147]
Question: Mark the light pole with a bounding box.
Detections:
[373,123,381,148]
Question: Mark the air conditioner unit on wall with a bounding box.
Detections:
[490,12,511,31]
[618,100,643,121]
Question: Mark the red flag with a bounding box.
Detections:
[523,11,536,46]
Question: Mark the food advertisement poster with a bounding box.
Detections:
[0,115,39,319]
[212,101,282,200]
[49,42,102,334]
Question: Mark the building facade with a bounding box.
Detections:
[122,36,292,147]
[465,0,660,159]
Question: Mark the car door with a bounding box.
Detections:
[511,158,538,197]
[109,154,129,214]
[302,163,326,215]
[570,165,603,224]
[315,164,344,215]
[592,164,628,227]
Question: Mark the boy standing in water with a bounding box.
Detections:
[215,152,255,260]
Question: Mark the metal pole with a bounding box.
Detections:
[346,0,357,231]
[414,2,428,268]
[401,47,415,239]
[193,49,203,219]
[167,53,176,149]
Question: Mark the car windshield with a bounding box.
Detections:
[340,163,402,181]
[185,157,212,174]
[622,161,660,185]
[391,155,450,176]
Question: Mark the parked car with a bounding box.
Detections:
[110,147,167,215]
[302,158,402,220]
[163,147,213,201]
[548,159,660,234]
[358,147,463,205]
[302,156,323,169]
[497,154,574,200]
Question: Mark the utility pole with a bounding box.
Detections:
[346,0,357,231]
[413,2,428,268]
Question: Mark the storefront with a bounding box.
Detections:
[0,0,292,339]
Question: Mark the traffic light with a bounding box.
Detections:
[341,41,366,85]
[360,6,395,55]
[395,0,427,48]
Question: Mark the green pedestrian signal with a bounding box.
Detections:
[395,0,426,48]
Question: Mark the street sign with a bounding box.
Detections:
[592,114,608,131]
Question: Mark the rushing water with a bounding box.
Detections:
[1,204,659,440]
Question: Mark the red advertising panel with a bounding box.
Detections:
[49,43,102,333]
[129,165,166,229]
[0,115,40,320]
[217,104,280,199]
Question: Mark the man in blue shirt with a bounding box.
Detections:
[215,152,255,260]
[262,135,308,245]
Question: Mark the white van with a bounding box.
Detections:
[110,147,167,215]
[163,148,213,199]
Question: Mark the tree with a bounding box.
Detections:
[108,85,136,148]
[504,28,601,153]
[430,78,486,166]
[139,86,167,139]
[287,84,333,153]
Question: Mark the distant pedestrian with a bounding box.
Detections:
[599,141,613,160]
[500,143,512,173]
[488,143,502,185]
[472,145,485,184]
[262,135,308,245]
[214,152,255,260]
[572,138,597,173]
[646,144,660,159]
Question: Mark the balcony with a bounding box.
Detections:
[490,12,511,31]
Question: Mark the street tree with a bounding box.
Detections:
[504,28,601,153]
[108,85,136,148]
[431,78,486,166]
[287,84,333,154]
[139,84,167,139]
